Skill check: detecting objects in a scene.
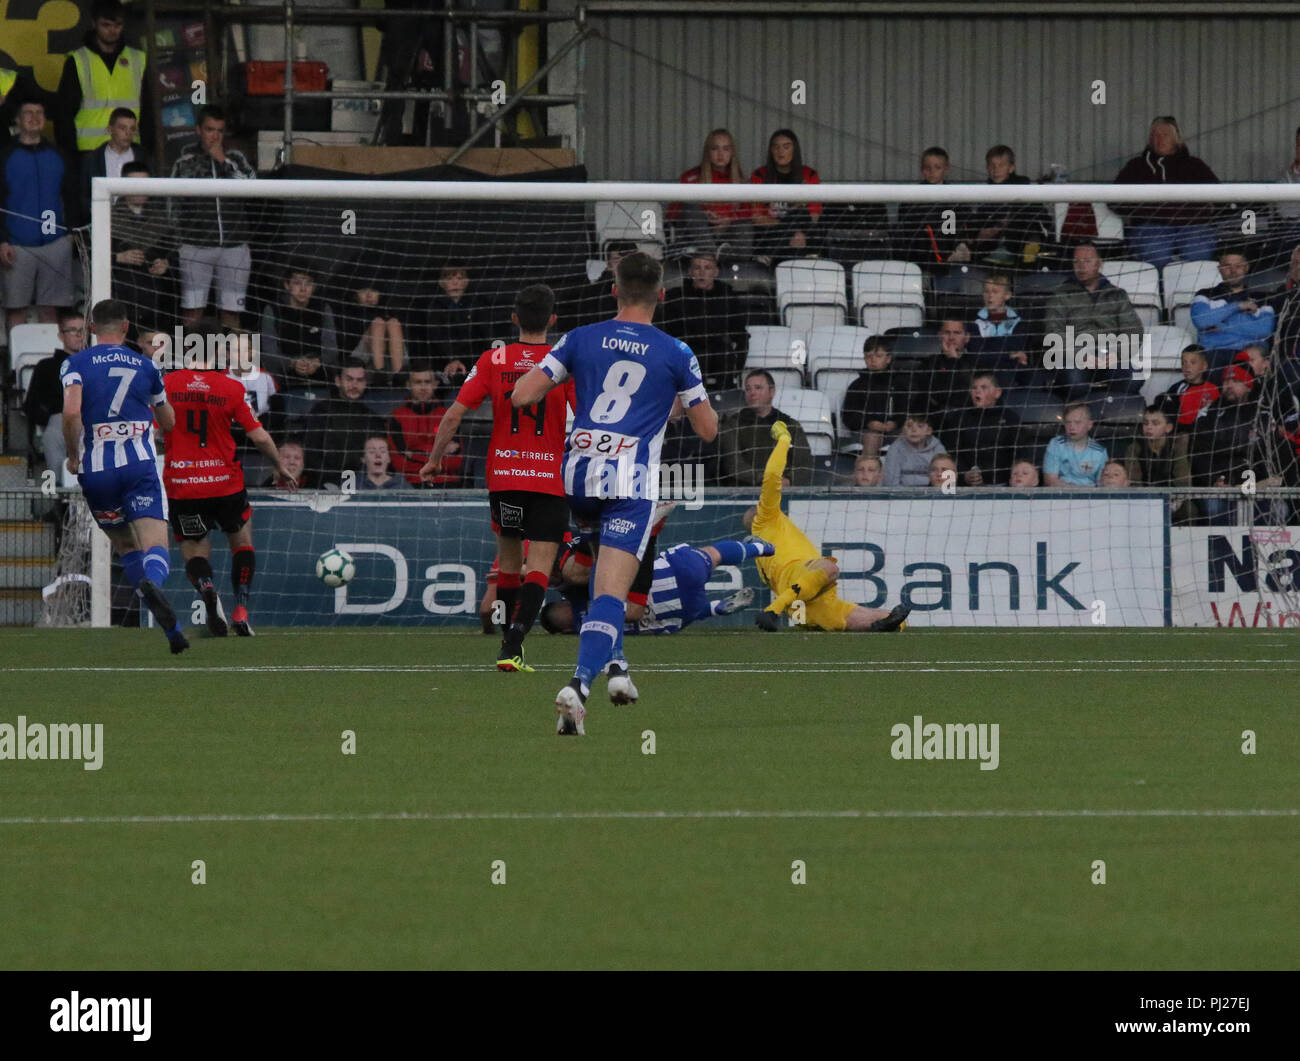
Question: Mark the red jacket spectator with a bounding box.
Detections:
[388,400,463,485]
[668,165,753,225]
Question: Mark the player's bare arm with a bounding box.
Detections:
[421,400,469,480]
[154,400,176,433]
[511,365,557,407]
[61,382,82,474]
[687,398,719,442]
[248,427,298,491]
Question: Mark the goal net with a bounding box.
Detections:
[66,177,1300,630]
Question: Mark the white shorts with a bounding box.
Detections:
[4,236,75,308]
[179,243,251,312]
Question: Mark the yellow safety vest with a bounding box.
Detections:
[71,45,145,151]
[0,69,17,99]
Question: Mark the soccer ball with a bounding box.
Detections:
[316,548,356,588]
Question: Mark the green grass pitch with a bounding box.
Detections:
[0,626,1295,970]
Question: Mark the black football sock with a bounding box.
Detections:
[231,547,255,608]
[185,555,216,593]
[496,574,521,636]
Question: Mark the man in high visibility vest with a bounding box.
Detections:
[56,0,153,156]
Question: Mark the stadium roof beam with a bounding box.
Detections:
[583,1,1300,13]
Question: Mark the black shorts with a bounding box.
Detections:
[489,490,569,543]
[169,490,252,542]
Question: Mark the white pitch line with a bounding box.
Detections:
[0,809,1295,826]
[3,663,1299,675]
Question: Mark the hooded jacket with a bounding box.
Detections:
[1113,145,1219,225]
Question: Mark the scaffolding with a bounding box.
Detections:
[140,1,590,166]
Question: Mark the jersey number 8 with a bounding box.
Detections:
[591,360,647,425]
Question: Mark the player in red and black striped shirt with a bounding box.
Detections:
[163,349,297,637]
[422,284,575,671]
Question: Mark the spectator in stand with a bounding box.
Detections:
[967,273,1043,390]
[1269,245,1300,374]
[938,372,1022,486]
[0,98,80,329]
[668,129,753,255]
[0,65,45,139]
[261,266,340,389]
[304,360,386,486]
[23,309,87,474]
[853,455,884,487]
[750,129,821,262]
[1113,116,1220,270]
[660,249,747,389]
[897,146,968,267]
[1189,364,1293,523]
[264,439,314,489]
[56,0,152,157]
[79,106,144,217]
[565,240,637,331]
[928,452,958,488]
[170,105,256,329]
[1125,403,1194,522]
[1043,403,1108,486]
[1164,345,1220,430]
[840,335,905,457]
[882,412,947,486]
[1099,461,1130,487]
[1008,459,1040,487]
[911,318,981,412]
[1042,242,1145,401]
[718,369,813,485]
[358,436,402,490]
[1189,251,1276,367]
[386,363,462,487]
[111,161,176,332]
[338,281,406,382]
[965,145,1053,268]
[422,262,482,381]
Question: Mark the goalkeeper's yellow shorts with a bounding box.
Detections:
[802,591,856,632]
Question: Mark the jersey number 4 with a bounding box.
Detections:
[505,391,546,436]
[186,408,210,447]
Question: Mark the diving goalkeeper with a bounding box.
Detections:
[744,421,910,632]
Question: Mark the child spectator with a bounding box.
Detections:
[1099,461,1130,487]
[261,266,340,388]
[265,440,315,489]
[339,282,406,381]
[111,160,175,331]
[853,455,884,486]
[386,363,463,487]
[840,336,905,457]
[969,273,1038,388]
[668,128,753,254]
[1164,345,1220,429]
[1125,405,1192,488]
[423,262,484,379]
[966,145,1053,267]
[750,128,821,261]
[939,372,1022,485]
[882,412,947,486]
[928,452,958,488]
[1008,459,1040,487]
[898,146,968,266]
[358,436,402,490]
[1043,403,1108,485]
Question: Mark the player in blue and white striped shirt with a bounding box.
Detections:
[512,253,718,734]
[61,300,188,654]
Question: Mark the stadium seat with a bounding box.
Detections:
[744,325,806,391]
[1101,260,1161,329]
[1147,324,1194,371]
[776,387,836,456]
[8,323,59,397]
[1051,202,1124,243]
[775,259,847,331]
[1161,260,1221,332]
[851,259,924,318]
[806,325,873,442]
[1141,369,1181,405]
[594,200,666,257]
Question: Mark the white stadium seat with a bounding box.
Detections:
[775,259,847,331]
[744,324,806,391]
[8,323,60,397]
[775,387,836,456]
[851,259,924,310]
[594,200,665,257]
[1162,260,1221,332]
[1146,324,1194,371]
[806,325,873,439]
[1101,260,1161,330]
[1141,369,1182,406]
